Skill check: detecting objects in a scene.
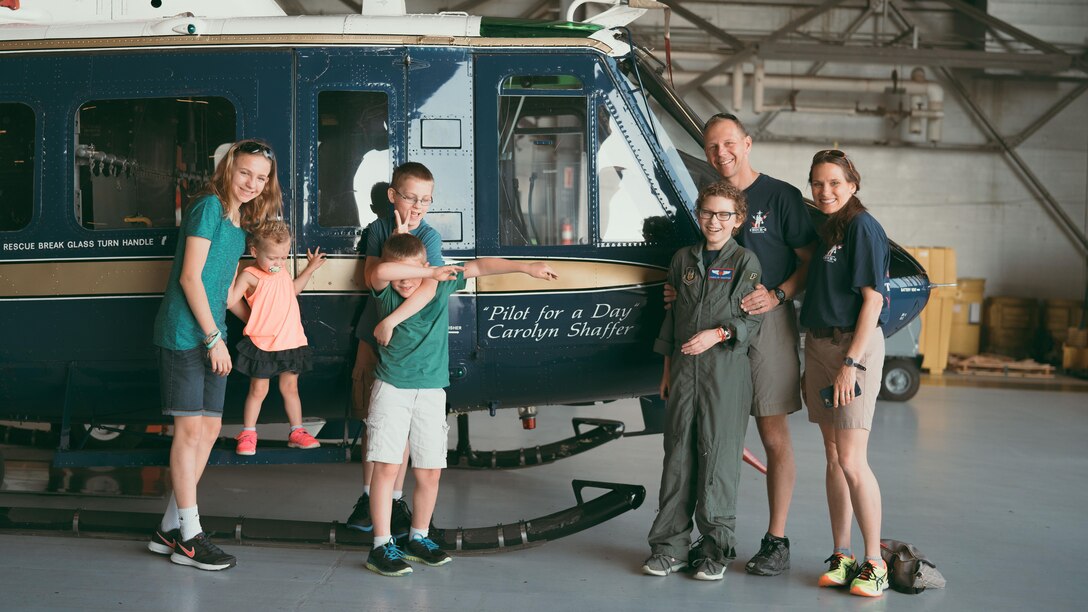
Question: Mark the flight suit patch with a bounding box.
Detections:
[708,268,733,281]
[683,267,697,285]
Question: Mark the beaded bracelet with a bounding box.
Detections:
[716,327,729,343]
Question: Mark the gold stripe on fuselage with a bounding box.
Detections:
[0,257,663,298]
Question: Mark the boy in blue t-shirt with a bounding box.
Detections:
[364,233,557,577]
[347,162,444,537]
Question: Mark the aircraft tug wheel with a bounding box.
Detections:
[879,358,921,402]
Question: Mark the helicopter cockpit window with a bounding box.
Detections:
[498,92,589,247]
[596,105,674,244]
[75,97,235,230]
[0,102,34,232]
[317,91,391,228]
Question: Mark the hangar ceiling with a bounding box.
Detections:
[273,0,1087,255]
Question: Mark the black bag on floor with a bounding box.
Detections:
[879,538,947,594]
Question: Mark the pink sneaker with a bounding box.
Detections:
[288,427,321,449]
[235,430,257,456]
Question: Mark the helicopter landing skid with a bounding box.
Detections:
[0,480,645,554]
[447,414,625,470]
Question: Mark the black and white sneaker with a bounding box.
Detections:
[400,535,451,567]
[746,534,791,576]
[366,541,413,577]
[346,493,373,532]
[170,533,237,571]
[390,498,412,538]
[148,528,180,555]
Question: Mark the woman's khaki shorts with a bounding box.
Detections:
[803,330,885,430]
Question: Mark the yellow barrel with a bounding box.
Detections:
[949,278,985,356]
[984,296,1038,359]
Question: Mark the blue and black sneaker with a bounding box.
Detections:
[366,540,413,577]
[399,535,451,567]
[346,493,372,532]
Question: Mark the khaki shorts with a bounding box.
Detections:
[803,330,885,430]
[749,301,803,417]
[365,380,449,469]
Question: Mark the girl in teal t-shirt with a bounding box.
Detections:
[148,140,283,572]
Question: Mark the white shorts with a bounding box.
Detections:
[365,379,448,469]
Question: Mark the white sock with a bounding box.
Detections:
[290,425,303,432]
[242,426,256,432]
[409,527,428,541]
[160,493,180,532]
[178,505,202,541]
[363,485,371,496]
[392,490,403,500]
[373,535,392,548]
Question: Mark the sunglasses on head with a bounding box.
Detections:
[235,140,274,160]
[813,149,848,162]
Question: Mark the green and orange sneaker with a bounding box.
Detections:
[849,560,889,597]
[818,552,857,587]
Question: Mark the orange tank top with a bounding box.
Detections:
[242,266,308,351]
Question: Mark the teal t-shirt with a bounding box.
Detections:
[364,217,444,266]
[153,195,246,350]
[373,272,467,389]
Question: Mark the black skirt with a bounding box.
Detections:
[235,336,313,379]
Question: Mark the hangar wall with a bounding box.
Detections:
[305,0,1088,299]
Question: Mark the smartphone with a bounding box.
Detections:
[819,382,862,408]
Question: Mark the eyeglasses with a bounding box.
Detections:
[697,209,740,222]
[393,189,433,208]
[235,140,275,160]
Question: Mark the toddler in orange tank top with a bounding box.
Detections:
[227,220,327,455]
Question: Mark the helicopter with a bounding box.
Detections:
[0,0,930,550]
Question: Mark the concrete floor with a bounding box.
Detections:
[2,379,1087,611]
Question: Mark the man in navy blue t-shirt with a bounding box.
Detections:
[702,113,818,576]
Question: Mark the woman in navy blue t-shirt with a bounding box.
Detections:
[800,150,892,598]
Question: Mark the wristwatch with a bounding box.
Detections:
[843,357,867,371]
[773,287,787,305]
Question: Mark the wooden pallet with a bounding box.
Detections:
[948,354,1056,378]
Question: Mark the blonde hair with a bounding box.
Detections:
[198,139,284,233]
[247,219,291,251]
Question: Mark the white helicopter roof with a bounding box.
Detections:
[0,0,656,56]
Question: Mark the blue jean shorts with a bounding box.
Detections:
[158,346,228,417]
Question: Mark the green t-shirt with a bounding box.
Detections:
[373,273,467,389]
[153,195,246,350]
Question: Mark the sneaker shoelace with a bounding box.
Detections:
[757,537,782,557]
[824,553,847,569]
[413,537,440,552]
[855,561,878,581]
[383,541,408,561]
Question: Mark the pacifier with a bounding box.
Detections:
[268,265,281,273]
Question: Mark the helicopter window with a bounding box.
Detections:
[74,97,235,231]
[596,105,674,244]
[498,95,589,247]
[317,91,391,228]
[0,102,33,232]
[421,119,462,149]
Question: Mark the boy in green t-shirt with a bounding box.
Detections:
[364,233,557,577]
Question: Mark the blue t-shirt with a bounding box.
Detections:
[736,174,818,289]
[373,272,467,389]
[153,195,246,350]
[364,217,443,266]
[800,211,891,329]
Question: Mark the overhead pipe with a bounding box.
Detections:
[672,64,945,141]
